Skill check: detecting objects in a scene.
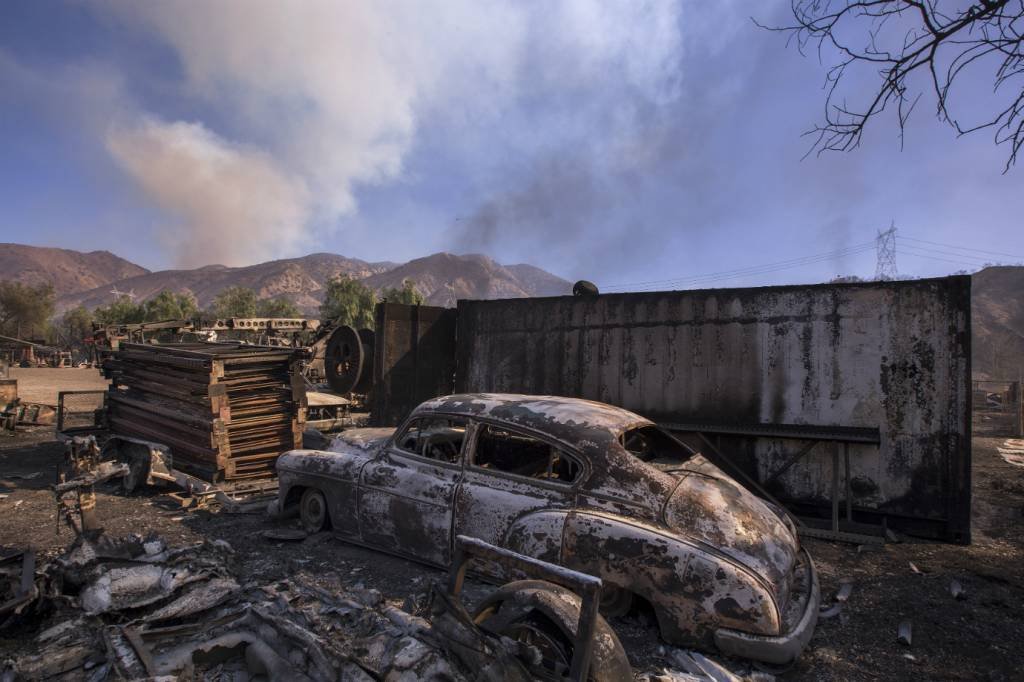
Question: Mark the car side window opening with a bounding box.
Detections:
[396,416,468,464]
[620,425,696,464]
[473,424,581,484]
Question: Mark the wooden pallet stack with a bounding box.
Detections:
[102,342,306,481]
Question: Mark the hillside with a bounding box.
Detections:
[57,253,395,312]
[0,243,572,315]
[972,266,1024,380]
[0,243,148,296]
[363,253,571,306]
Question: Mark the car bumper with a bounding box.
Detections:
[713,549,820,665]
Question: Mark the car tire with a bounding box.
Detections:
[599,585,633,618]
[474,581,632,682]
[299,488,328,534]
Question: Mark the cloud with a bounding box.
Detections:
[106,118,310,267]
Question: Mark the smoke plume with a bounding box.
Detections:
[106,119,310,267]
[98,0,687,268]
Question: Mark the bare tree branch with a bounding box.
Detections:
[759,0,1024,171]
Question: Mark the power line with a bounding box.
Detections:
[898,245,1009,269]
[601,242,874,292]
[897,242,1002,264]
[899,235,1024,261]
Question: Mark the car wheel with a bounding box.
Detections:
[474,583,632,682]
[599,584,633,618]
[299,488,328,533]
[503,612,575,677]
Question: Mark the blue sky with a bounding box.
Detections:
[1,1,1022,290]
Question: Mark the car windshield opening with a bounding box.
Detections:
[397,417,467,463]
[620,425,695,465]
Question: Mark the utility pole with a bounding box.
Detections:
[875,221,898,281]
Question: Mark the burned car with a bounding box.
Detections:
[274,394,819,664]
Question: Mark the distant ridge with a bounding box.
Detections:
[0,243,571,314]
[0,243,149,297]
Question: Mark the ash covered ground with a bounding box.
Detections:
[1,370,1023,680]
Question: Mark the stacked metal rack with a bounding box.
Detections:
[101,342,306,482]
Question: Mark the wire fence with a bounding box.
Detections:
[57,390,106,434]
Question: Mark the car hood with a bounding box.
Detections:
[662,456,799,599]
[327,427,396,453]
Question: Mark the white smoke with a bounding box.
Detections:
[100,0,684,267]
[106,119,310,267]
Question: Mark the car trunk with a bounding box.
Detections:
[660,455,800,607]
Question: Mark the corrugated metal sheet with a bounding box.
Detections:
[454,277,972,542]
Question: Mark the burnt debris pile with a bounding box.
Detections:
[0,530,586,681]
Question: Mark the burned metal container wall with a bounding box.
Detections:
[455,277,972,543]
[371,303,458,427]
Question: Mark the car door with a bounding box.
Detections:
[358,414,467,566]
[454,421,584,566]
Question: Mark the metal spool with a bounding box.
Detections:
[324,325,375,394]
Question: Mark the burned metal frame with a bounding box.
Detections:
[664,422,886,544]
[447,535,603,682]
[0,550,37,622]
[57,389,107,437]
[277,393,820,663]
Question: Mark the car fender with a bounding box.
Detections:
[275,448,374,534]
[561,510,780,646]
[502,510,570,567]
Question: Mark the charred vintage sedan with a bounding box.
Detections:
[274,394,819,664]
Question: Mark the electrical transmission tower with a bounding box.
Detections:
[875,222,898,281]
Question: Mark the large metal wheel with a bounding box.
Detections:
[324,325,364,394]
[299,488,328,534]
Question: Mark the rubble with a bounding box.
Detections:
[834,580,853,603]
[897,620,913,646]
[0,530,637,681]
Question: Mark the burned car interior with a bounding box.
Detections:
[620,425,696,467]
[473,424,582,483]
[397,417,468,463]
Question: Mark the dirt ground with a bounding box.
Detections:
[2,369,1023,680]
[7,367,108,404]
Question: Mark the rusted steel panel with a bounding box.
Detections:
[370,303,457,427]
[455,277,972,543]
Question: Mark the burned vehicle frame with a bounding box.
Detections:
[274,393,820,664]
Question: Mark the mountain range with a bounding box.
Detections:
[0,244,572,313]
[1,243,1020,379]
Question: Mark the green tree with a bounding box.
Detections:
[0,281,55,338]
[380,279,425,306]
[94,296,145,325]
[320,275,376,329]
[211,286,258,318]
[256,296,301,318]
[55,306,94,346]
[143,290,198,321]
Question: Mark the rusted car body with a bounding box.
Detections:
[274,394,819,664]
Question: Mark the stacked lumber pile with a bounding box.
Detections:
[102,342,306,481]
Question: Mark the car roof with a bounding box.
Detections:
[411,393,653,448]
